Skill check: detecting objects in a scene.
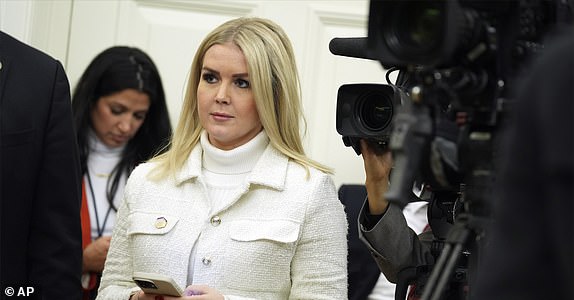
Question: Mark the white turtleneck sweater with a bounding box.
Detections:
[86,132,127,240]
[187,130,269,282]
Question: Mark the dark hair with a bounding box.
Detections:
[72,46,172,210]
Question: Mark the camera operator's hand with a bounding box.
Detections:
[360,139,393,215]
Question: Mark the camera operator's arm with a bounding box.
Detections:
[358,140,433,283]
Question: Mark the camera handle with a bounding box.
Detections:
[386,99,433,209]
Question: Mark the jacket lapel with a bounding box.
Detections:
[0,33,11,115]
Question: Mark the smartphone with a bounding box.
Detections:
[132,272,184,297]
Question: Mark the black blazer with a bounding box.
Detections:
[339,184,381,300]
[0,31,82,299]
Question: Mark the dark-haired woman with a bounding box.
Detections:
[71,46,172,300]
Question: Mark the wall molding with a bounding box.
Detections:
[311,3,367,28]
[135,0,256,16]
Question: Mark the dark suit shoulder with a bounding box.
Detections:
[0,31,60,70]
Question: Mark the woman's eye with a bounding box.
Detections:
[202,73,218,83]
[134,113,147,121]
[110,107,124,115]
[235,79,250,88]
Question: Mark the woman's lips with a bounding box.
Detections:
[211,112,234,121]
[111,135,129,144]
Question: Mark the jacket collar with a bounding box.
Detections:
[174,142,288,191]
[0,32,11,103]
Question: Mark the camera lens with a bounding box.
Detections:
[358,91,393,132]
[407,5,443,48]
[381,1,445,59]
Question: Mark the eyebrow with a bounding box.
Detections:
[202,67,248,78]
[108,102,149,114]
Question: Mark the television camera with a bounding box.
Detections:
[331,0,572,299]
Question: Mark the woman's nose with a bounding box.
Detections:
[215,85,230,104]
[117,117,133,133]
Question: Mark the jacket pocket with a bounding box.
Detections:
[229,219,299,243]
[225,219,300,292]
[127,212,181,271]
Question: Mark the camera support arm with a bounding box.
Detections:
[385,87,433,209]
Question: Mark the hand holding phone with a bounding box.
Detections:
[132,272,184,297]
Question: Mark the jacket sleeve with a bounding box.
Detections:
[97,178,141,300]
[289,174,348,300]
[28,61,83,299]
[359,201,432,283]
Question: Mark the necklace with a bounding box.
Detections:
[86,171,114,238]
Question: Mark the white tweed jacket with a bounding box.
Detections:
[97,143,348,300]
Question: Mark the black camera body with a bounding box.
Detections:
[336,83,407,155]
[332,0,572,298]
[366,0,567,124]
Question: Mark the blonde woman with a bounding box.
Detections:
[97,17,348,300]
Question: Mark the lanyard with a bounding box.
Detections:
[86,171,114,238]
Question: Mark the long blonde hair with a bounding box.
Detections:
[149,17,332,180]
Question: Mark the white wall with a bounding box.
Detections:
[0,0,32,42]
[1,0,394,189]
[0,0,72,62]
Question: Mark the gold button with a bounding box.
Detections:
[155,217,167,229]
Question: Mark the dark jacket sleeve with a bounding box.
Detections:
[358,200,433,284]
[27,60,83,299]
